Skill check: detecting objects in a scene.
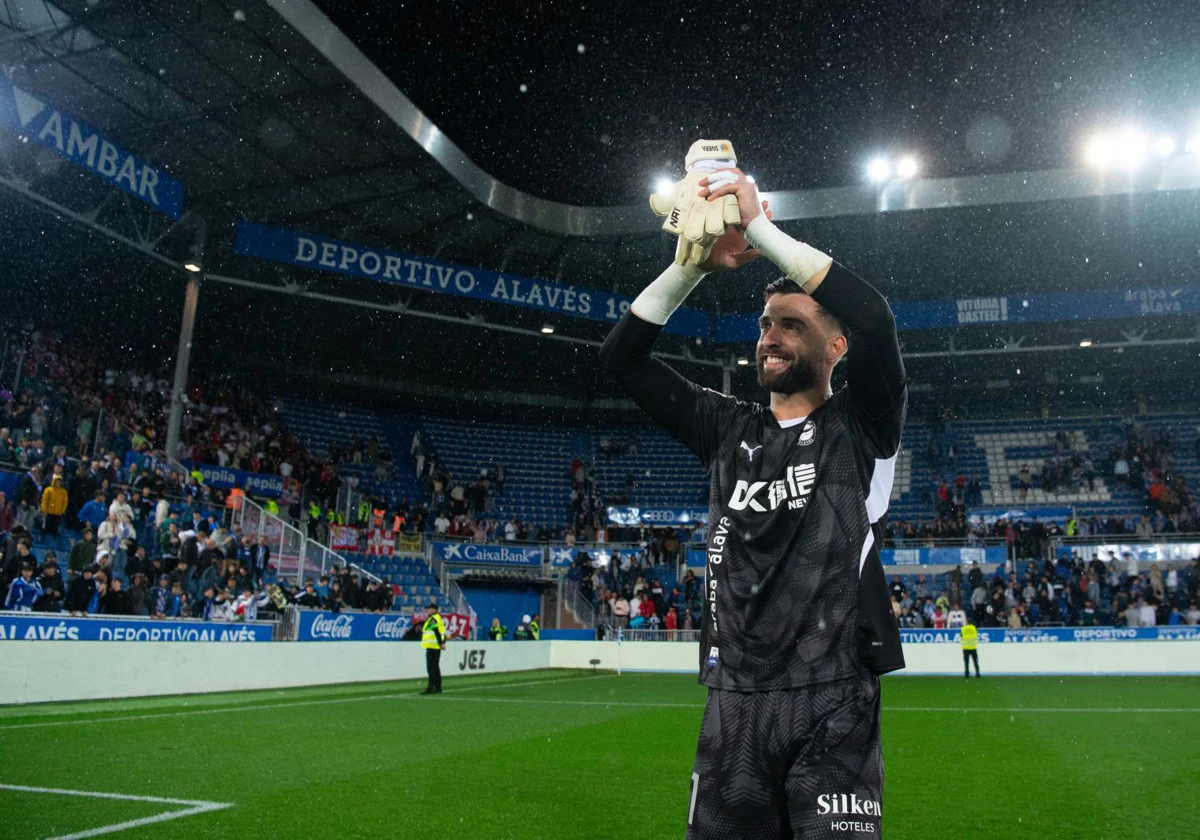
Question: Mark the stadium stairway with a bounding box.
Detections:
[341,551,453,613]
[281,398,423,505]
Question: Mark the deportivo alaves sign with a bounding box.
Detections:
[235,221,1200,342]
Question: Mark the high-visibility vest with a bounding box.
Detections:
[422,613,446,649]
[529,620,540,641]
[226,487,244,510]
[961,624,979,651]
[265,500,280,516]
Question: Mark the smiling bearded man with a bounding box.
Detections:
[600,142,907,839]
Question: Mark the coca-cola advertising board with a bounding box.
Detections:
[297,611,475,641]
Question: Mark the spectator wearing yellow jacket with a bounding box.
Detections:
[40,476,68,537]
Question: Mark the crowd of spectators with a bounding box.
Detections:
[887,556,1200,630]
[563,548,701,636]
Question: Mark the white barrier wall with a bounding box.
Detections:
[0,641,550,705]
[550,640,1200,677]
[4,639,1200,705]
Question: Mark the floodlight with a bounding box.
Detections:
[655,177,674,195]
[895,156,919,179]
[866,158,890,182]
[541,324,555,334]
[1116,127,1147,169]
[1154,135,1175,158]
[1084,133,1114,169]
[736,356,750,366]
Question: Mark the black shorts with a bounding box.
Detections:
[686,673,883,839]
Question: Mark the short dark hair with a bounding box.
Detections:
[762,276,848,337]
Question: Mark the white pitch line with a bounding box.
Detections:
[0,673,618,732]
[388,696,1200,714]
[0,784,233,840]
[886,706,1200,713]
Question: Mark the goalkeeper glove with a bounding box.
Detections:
[649,139,742,266]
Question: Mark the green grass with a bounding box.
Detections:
[1,670,1197,839]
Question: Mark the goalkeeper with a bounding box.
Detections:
[601,143,906,839]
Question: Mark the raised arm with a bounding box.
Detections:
[700,169,905,424]
[598,263,707,440]
[807,261,905,421]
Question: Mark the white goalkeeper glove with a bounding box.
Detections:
[649,139,742,266]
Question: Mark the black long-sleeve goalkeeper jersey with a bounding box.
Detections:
[599,262,907,691]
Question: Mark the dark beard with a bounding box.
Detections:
[757,353,822,395]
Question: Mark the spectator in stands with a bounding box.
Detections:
[296,580,322,608]
[612,592,630,628]
[33,560,64,612]
[1137,599,1157,628]
[233,587,269,622]
[100,576,133,616]
[65,527,95,578]
[64,566,96,615]
[323,581,344,613]
[947,603,967,628]
[5,560,42,611]
[888,576,907,603]
[0,492,12,535]
[127,573,149,616]
[148,575,172,618]
[78,492,107,533]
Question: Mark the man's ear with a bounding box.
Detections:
[828,334,848,366]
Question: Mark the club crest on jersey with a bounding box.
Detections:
[739,441,763,463]
[797,421,816,446]
[706,646,719,666]
[727,464,816,513]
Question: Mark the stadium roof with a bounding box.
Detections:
[0,0,1199,413]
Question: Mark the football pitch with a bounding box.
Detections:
[1,670,1197,839]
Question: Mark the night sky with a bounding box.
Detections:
[316,0,1199,205]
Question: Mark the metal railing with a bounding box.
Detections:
[232,494,356,586]
[424,545,477,638]
[618,628,701,643]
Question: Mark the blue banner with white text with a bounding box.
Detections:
[967,507,1073,527]
[716,286,1200,341]
[234,222,710,337]
[296,610,411,641]
[0,613,273,642]
[184,462,284,497]
[431,541,542,566]
[880,546,1007,566]
[899,626,1200,644]
[0,77,185,218]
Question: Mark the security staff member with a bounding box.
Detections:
[488,617,508,641]
[529,613,541,641]
[421,601,446,694]
[961,622,981,678]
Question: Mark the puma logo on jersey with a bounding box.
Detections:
[740,441,763,463]
[727,464,816,512]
